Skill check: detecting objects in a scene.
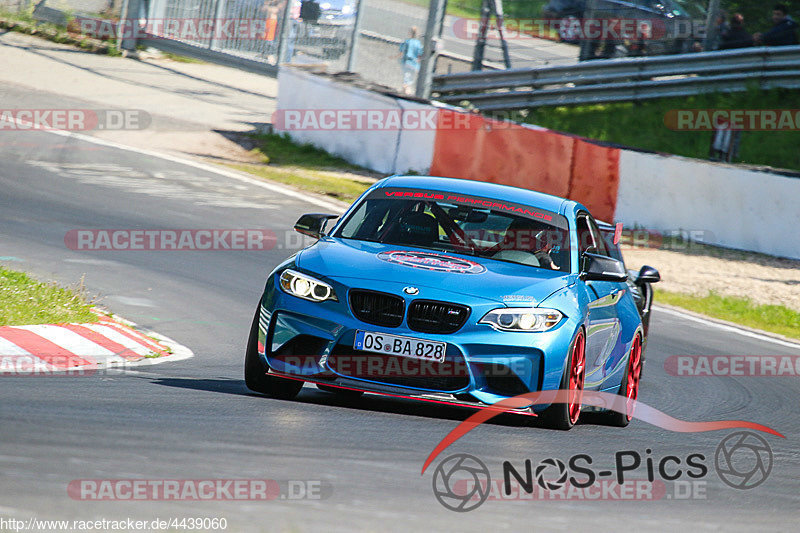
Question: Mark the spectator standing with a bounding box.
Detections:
[261,0,301,63]
[398,27,424,95]
[719,13,754,50]
[707,10,729,51]
[754,3,799,46]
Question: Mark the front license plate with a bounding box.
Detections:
[354,331,446,363]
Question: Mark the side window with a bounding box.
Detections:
[600,229,625,262]
[585,215,610,257]
[576,215,596,255]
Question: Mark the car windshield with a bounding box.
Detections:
[335,187,571,271]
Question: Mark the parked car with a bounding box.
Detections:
[562,0,703,60]
[316,0,356,25]
[597,222,660,342]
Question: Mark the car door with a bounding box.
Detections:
[577,213,624,388]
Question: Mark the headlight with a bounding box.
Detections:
[279,269,337,302]
[479,308,562,332]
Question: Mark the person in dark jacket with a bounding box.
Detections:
[719,13,754,50]
[754,4,799,46]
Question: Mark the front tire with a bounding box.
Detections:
[244,303,304,400]
[539,329,585,430]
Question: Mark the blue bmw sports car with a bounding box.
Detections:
[245,176,655,429]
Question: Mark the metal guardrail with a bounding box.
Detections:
[432,45,800,110]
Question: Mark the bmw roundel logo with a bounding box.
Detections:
[403,286,419,295]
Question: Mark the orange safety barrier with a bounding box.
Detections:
[430,109,620,222]
[431,110,573,198]
[567,138,620,222]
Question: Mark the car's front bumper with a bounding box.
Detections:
[257,279,581,409]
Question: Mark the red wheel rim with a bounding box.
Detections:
[567,332,585,425]
[625,335,643,421]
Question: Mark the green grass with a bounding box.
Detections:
[228,132,372,203]
[518,88,800,172]
[227,163,370,203]
[0,10,121,55]
[0,267,97,327]
[246,132,366,170]
[161,51,206,64]
[656,289,800,340]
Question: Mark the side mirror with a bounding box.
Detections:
[580,252,628,282]
[635,265,661,284]
[294,213,338,240]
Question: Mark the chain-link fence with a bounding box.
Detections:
[347,0,579,94]
[144,0,355,69]
[1,0,580,94]
[349,0,429,91]
[1,0,356,70]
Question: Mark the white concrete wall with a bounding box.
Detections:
[275,68,435,175]
[616,150,800,259]
[276,68,799,259]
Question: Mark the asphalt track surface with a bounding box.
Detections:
[2,112,800,531]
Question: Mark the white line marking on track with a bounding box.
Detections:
[64,258,122,266]
[11,117,348,212]
[653,305,800,350]
[108,296,157,307]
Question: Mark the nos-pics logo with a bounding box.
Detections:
[432,431,773,512]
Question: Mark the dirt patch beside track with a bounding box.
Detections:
[624,246,800,312]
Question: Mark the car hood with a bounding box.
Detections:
[296,238,575,306]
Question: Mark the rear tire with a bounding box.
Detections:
[598,333,643,427]
[244,303,304,400]
[539,330,585,430]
